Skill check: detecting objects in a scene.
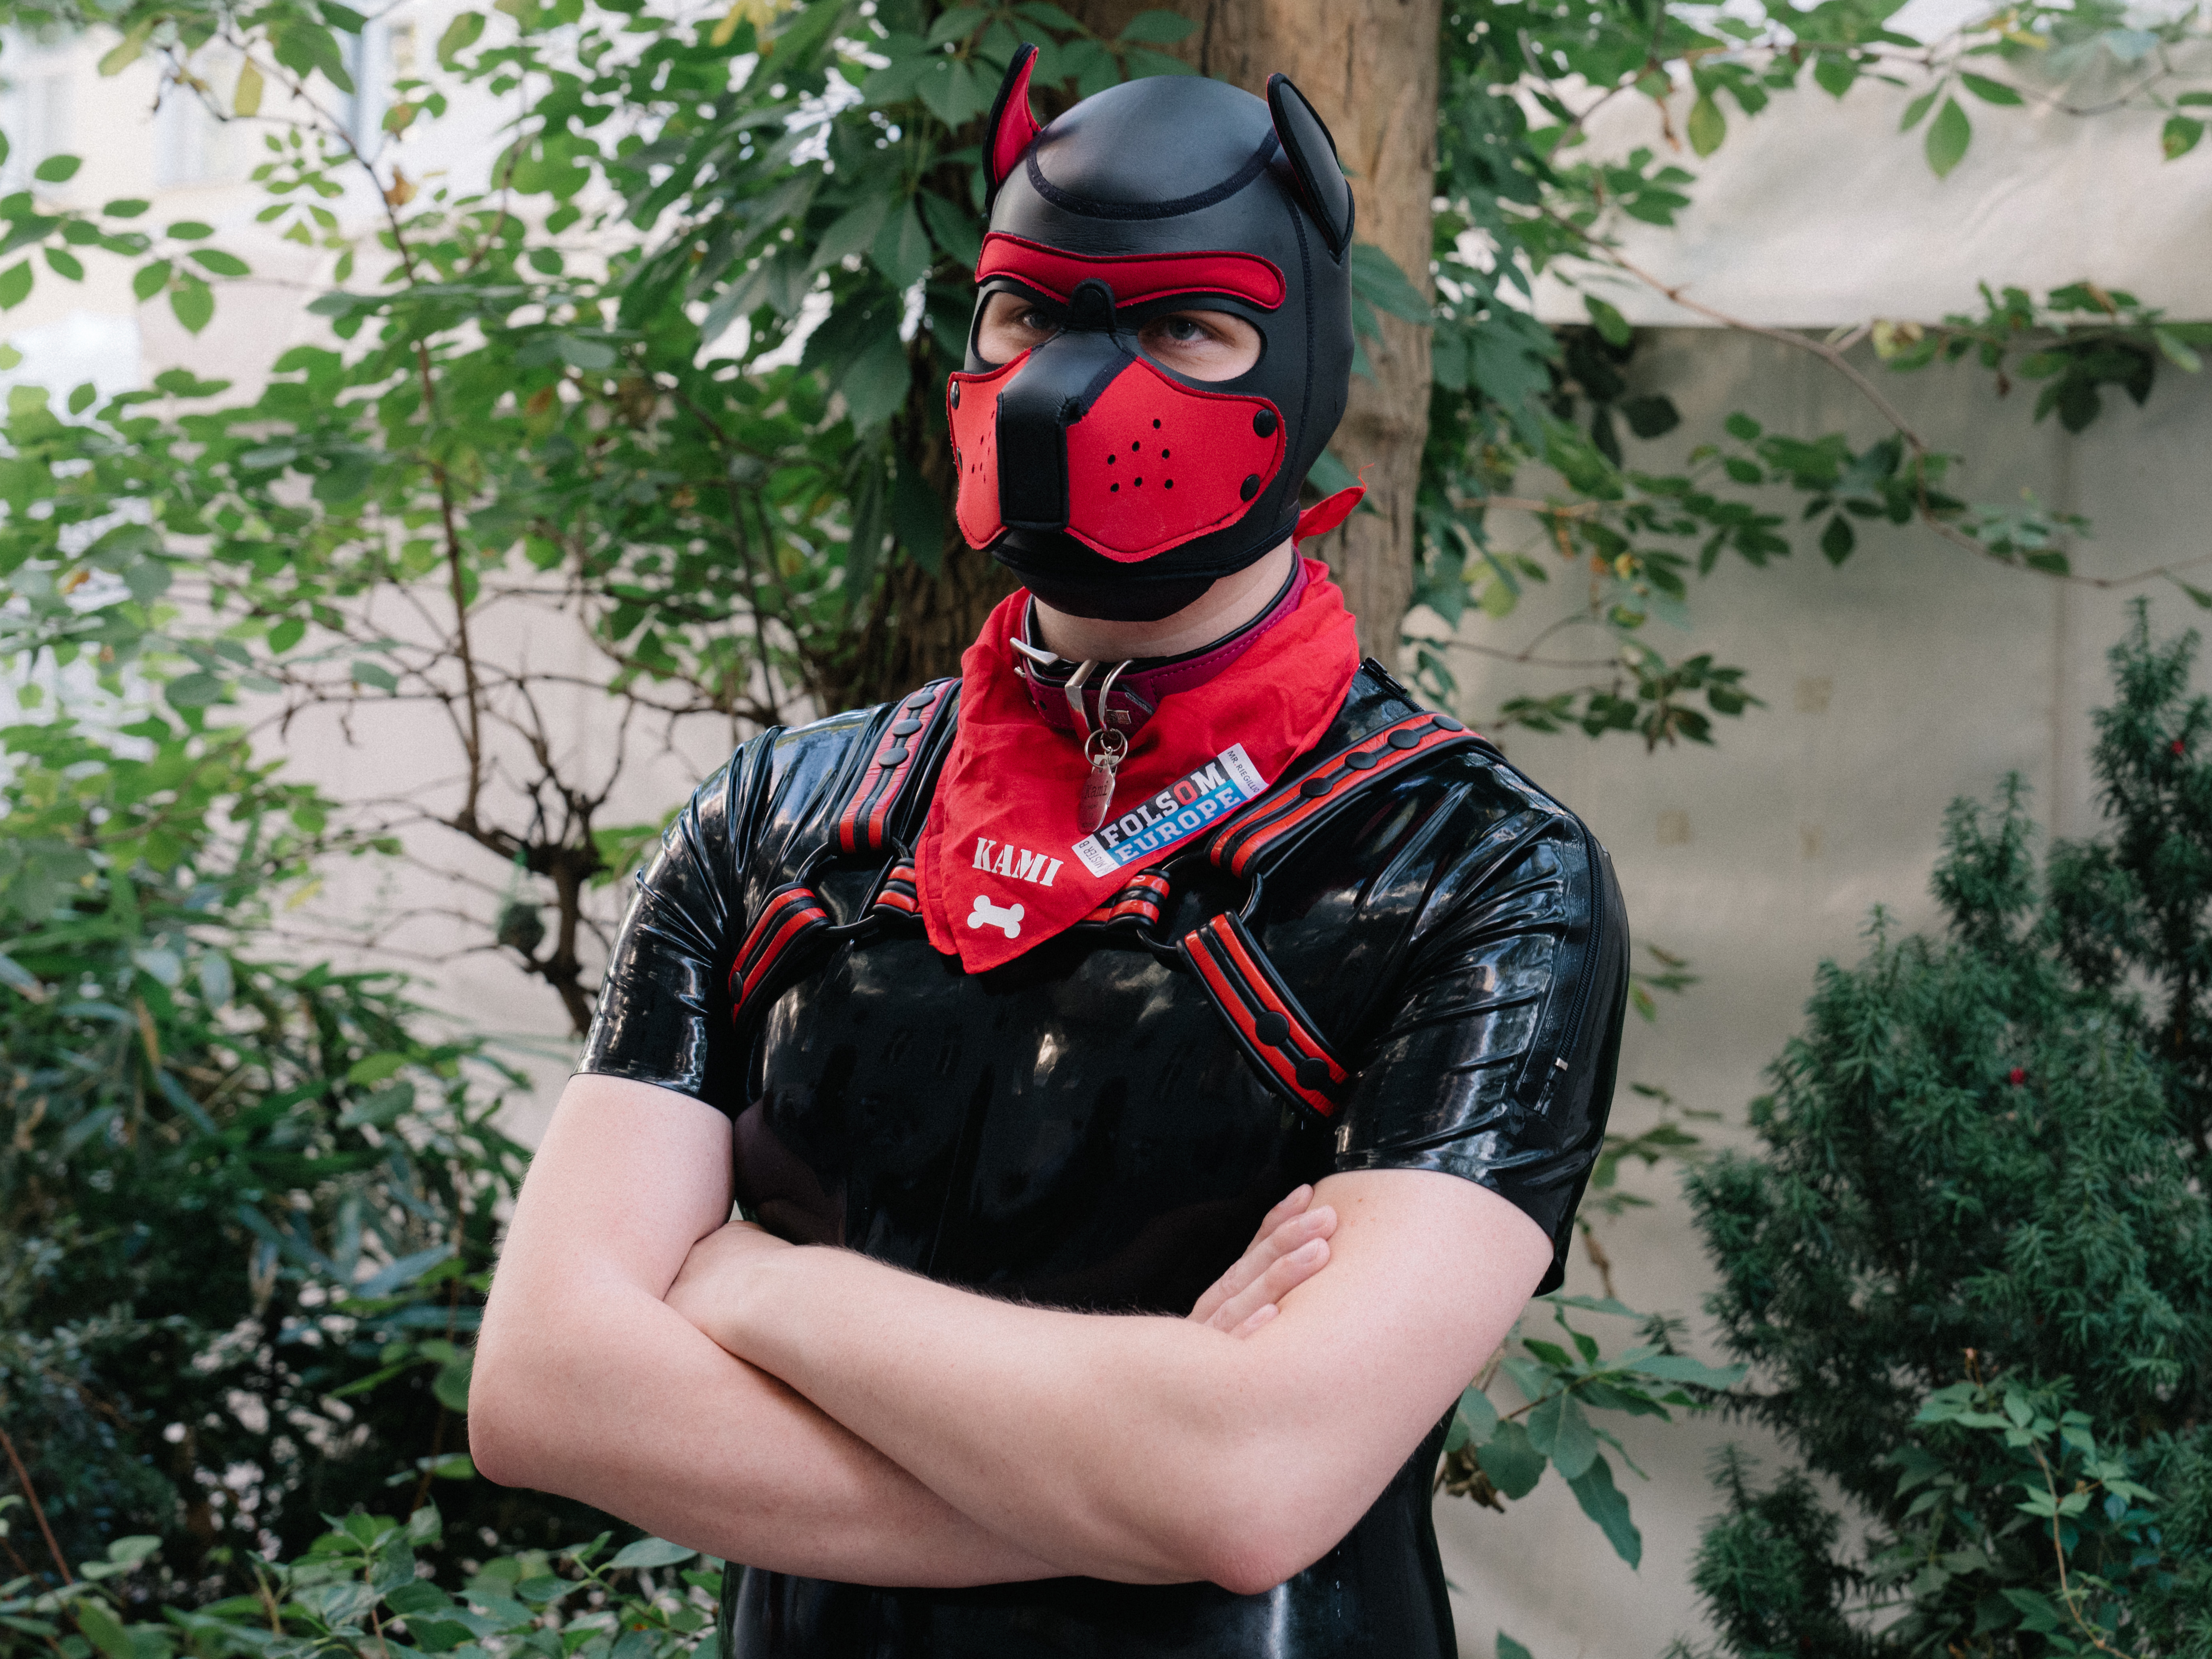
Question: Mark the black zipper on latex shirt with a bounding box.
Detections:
[1536,821,1607,1103]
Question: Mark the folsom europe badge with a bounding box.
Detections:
[1070,744,1265,878]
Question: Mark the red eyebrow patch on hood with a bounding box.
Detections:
[976,232,1286,311]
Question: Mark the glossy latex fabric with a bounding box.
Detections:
[581,666,1630,1658]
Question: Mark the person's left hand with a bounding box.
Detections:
[664,1218,791,1344]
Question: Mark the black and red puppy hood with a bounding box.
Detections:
[949,54,1356,621]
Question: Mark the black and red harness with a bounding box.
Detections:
[727,668,1489,1121]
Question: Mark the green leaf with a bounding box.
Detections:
[609,1537,698,1569]
[1811,54,1855,99]
[918,190,982,269]
[1628,1352,1746,1390]
[553,335,618,371]
[98,20,156,77]
[170,278,214,334]
[1477,1419,1546,1499]
[2163,116,2204,160]
[924,4,986,46]
[0,260,33,309]
[1566,1455,1642,1567]
[1899,87,1938,131]
[74,1600,133,1659]
[1686,94,1725,157]
[1527,1391,1600,1481]
[68,381,94,414]
[870,197,932,292]
[234,59,264,117]
[164,671,226,709]
[1723,411,1761,442]
[188,248,251,277]
[347,1051,408,1084]
[811,196,893,272]
[1584,295,1632,347]
[132,259,171,300]
[1455,1383,1501,1444]
[438,12,486,64]
[44,247,82,281]
[1960,72,2024,106]
[1118,9,1197,43]
[839,329,910,433]
[1821,514,1855,563]
[1497,1637,1533,1659]
[432,1353,473,1413]
[1347,243,1431,327]
[2177,581,2212,609]
[33,153,80,184]
[1925,97,1971,178]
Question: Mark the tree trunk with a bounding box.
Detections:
[1068,0,1440,663]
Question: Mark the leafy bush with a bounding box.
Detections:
[1679,607,2212,1656]
[0,1501,717,1659]
[0,701,599,1596]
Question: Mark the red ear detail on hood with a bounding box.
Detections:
[985,44,1044,195]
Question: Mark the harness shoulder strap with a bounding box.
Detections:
[1204,707,1485,878]
[1176,702,1493,1120]
[728,677,960,1030]
[834,676,960,856]
[1182,910,1352,1119]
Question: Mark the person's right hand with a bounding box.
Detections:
[1186,1184,1338,1338]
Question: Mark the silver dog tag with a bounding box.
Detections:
[1079,753,1118,833]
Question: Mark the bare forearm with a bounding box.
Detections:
[684,1174,1553,1596]
[706,1246,1287,1589]
[470,1277,1062,1587]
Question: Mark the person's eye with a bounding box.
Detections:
[1021,309,1056,334]
[1156,317,1208,345]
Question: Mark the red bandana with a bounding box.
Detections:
[918,558,1360,973]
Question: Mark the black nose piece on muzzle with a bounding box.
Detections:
[996,280,1129,532]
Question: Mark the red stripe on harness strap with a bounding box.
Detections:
[1080,868,1173,926]
[873,861,921,917]
[1205,914,1349,1094]
[838,680,954,855]
[729,884,830,1017]
[1206,713,1479,878]
[1182,912,1346,1119]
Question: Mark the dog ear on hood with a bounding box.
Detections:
[1266,73,1354,258]
[983,44,1044,206]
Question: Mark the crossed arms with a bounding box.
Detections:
[469,1073,1551,1595]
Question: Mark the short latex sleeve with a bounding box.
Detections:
[577,760,749,1108]
[1331,817,1628,1294]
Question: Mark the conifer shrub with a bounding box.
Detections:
[1679,606,2212,1656]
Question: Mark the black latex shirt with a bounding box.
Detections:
[579,664,1629,1658]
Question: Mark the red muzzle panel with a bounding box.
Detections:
[948,352,1286,563]
[948,353,1023,551]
